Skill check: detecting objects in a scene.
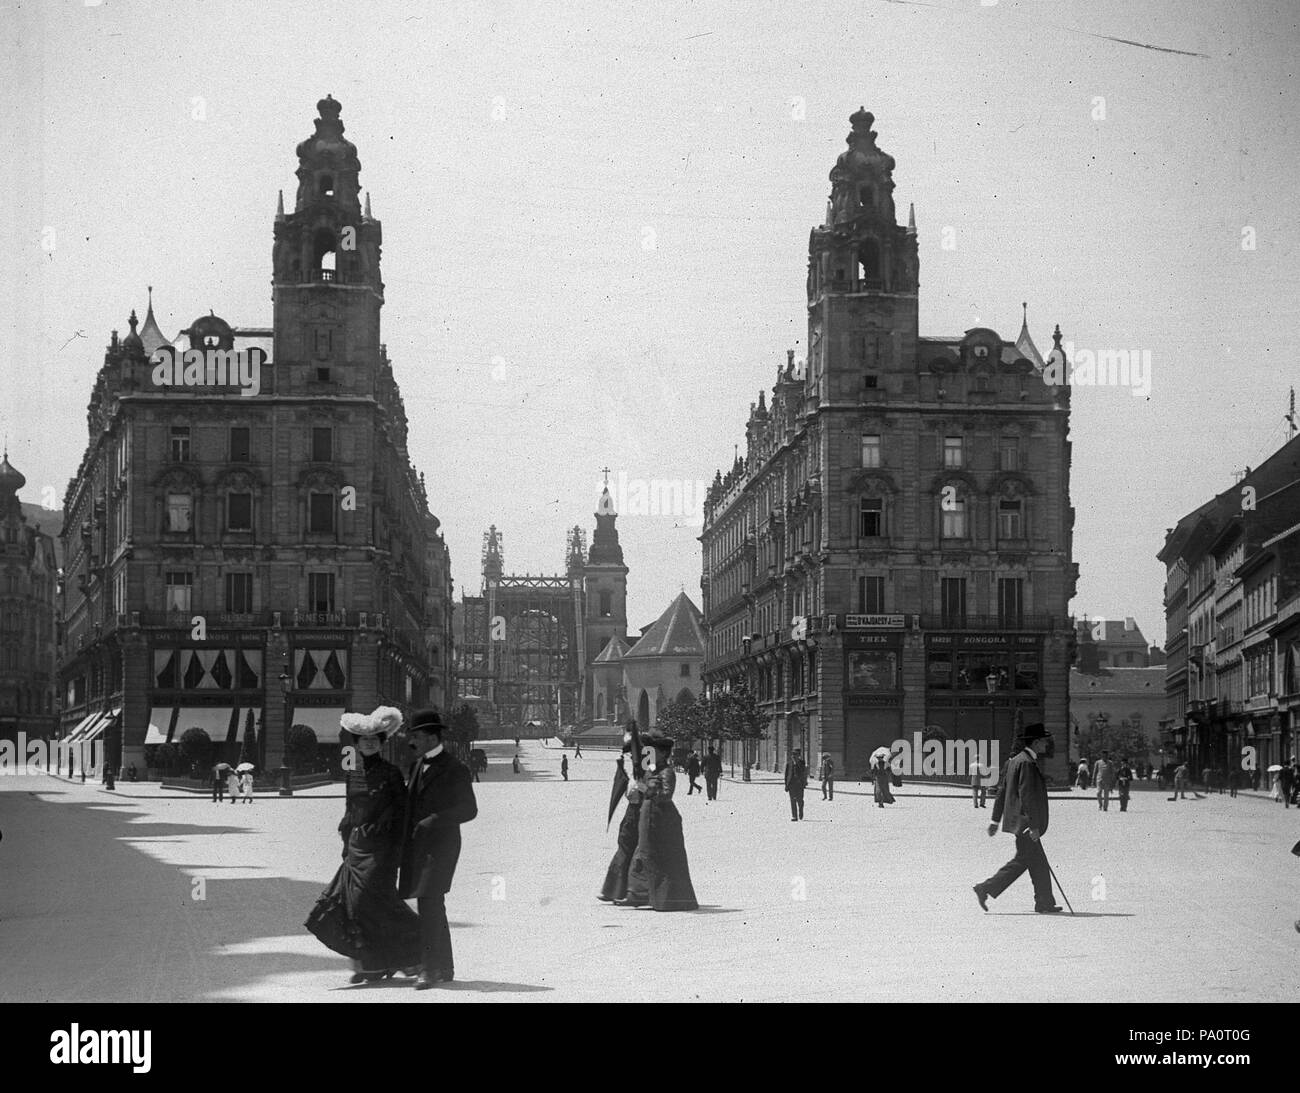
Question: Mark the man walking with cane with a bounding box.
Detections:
[972,724,1062,914]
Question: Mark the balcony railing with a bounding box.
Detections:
[132,609,393,630]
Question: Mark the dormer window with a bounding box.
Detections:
[973,345,990,361]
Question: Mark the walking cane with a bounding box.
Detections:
[1040,844,1075,914]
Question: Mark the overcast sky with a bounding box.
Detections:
[3,0,1298,644]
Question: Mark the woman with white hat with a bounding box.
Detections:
[305,706,422,983]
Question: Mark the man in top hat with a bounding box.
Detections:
[399,708,478,988]
[973,723,1061,914]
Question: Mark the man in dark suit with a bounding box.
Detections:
[703,746,722,801]
[398,709,478,988]
[973,724,1061,914]
[784,749,808,821]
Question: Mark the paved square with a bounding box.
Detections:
[1,742,1295,1002]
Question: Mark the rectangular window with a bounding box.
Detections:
[227,492,253,531]
[861,434,881,468]
[599,591,612,617]
[225,572,253,613]
[311,427,333,463]
[307,572,335,614]
[943,436,963,468]
[941,498,966,538]
[998,499,1023,539]
[170,426,191,462]
[859,497,883,538]
[229,426,250,463]
[680,663,691,677]
[941,577,967,627]
[999,439,1018,471]
[998,578,1024,627]
[165,571,192,613]
[166,493,192,533]
[858,576,885,614]
[309,492,336,534]
[316,367,331,383]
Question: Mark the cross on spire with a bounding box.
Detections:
[601,465,611,486]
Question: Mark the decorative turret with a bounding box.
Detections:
[482,525,504,581]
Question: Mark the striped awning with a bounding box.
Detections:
[144,708,175,746]
[66,710,110,744]
[287,707,347,741]
[82,708,121,743]
[173,707,238,744]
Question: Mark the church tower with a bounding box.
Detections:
[272,95,384,396]
[806,108,919,405]
[583,477,628,704]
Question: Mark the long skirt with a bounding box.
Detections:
[599,801,641,901]
[305,832,422,971]
[625,798,698,911]
[873,774,895,804]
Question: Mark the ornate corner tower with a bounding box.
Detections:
[272,95,384,395]
[583,479,629,674]
[806,108,919,405]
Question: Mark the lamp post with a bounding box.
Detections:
[278,671,293,797]
[985,668,999,752]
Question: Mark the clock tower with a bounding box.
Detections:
[272,95,385,396]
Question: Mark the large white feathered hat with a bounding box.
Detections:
[339,705,405,738]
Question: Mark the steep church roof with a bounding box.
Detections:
[593,635,631,663]
[624,592,705,659]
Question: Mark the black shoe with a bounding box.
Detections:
[973,885,989,911]
[1035,905,1064,914]
[414,969,453,989]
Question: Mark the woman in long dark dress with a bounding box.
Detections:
[872,755,896,807]
[622,733,698,911]
[305,708,422,982]
[599,738,646,902]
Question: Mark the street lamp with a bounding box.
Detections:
[985,668,999,751]
[278,670,293,797]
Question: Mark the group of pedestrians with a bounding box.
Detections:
[599,727,698,910]
[684,748,723,800]
[211,766,254,803]
[305,706,477,988]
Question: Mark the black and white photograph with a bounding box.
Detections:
[0,0,1294,1056]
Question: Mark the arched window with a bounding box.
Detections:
[319,174,335,197]
[312,229,337,278]
[858,239,881,286]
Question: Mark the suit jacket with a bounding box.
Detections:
[1093,759,1116,789]
[784,758,808,791]
[398,749,478,898]
[702,754,722,777]
[989,748,1048,837]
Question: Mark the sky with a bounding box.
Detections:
[3,0,1299,645]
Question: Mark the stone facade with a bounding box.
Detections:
[0,455,59,742]
[57,96,453,775]
[701,109,1076,782]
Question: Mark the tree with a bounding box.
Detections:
[1077,713,1150,764]
[445,703,481,760]
[178,728,212,773]
[720,678,768,772]
[654,692,701,744]
[153,742,179,773]
[285,724,318,770]
[239,709,259,769]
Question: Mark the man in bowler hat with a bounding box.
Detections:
[399,709,478,988]
[972,724,1061,914]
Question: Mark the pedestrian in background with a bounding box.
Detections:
[241,770,255,803]
[227,766,240,804]
[1093,751,1116,811]
[1076,759,1090,791]
[686,751,702,795]
[561,754,569,782]
[212,765,225,803]
[784,749,808,821]
[1227,766,1239,798]
[574,740,583,759]
[820,753,835,801]
[1169,761,1189,801]
[971,759,987,809]
[512,753,521,774]
[872,754,896,808]
[703,746,722,802]
[1116,760,1132,813]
